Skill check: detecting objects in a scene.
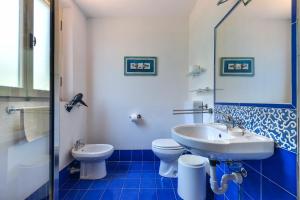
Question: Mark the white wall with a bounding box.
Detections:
[60,0,88,101]
[59,0,88,170]
[58,0,242,155]
[87,17,188,149]
[60,102,87,170]
[188,0,238,122]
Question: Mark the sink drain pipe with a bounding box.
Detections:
[209,160,243,195]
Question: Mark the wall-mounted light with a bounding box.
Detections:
[241,0,252,6]
[217,0,229,5]
[217,0,252,6]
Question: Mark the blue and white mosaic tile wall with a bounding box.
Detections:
[214,105,297,153]
[214,105,297,200]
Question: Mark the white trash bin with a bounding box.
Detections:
[178,155,207,200]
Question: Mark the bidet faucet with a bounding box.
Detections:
[74,139,85,150]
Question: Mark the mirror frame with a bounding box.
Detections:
[214,0,297,109]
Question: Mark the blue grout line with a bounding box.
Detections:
[61,159,296,200]
[260,174,297,198]
[214,160,296,200]
[60,161,180,200]
[242,161,296,197]
[260,160,262,200]
[242,188,256,200]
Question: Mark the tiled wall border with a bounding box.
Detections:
[59,150,159,185]
[214,105,297,153]
[108,150,159,162]
[58,149,297,200]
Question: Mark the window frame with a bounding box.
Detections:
[0,0,50,98]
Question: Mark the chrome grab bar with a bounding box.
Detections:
[173,108,213,115]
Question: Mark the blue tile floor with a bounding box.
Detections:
[59,161,183,200]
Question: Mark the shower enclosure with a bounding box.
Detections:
[0,0,56,199]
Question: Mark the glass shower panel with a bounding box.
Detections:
[0,0,52,199]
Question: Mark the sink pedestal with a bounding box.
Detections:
[80,161,107,180]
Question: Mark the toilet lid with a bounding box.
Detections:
[152,139,183,149]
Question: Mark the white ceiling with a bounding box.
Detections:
[74,0,198,18]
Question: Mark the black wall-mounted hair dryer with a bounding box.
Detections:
[65,93,88,112]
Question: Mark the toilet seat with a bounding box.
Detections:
[152,139,183,150]
[152,138,184,178]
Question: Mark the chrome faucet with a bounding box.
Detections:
[217,112,235,129]
[74,139,85,150]
[216,112,246,135]
[235,121,246,136]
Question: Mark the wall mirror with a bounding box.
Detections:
[214,0,297,108]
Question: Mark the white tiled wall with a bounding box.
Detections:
[0,100,49,199]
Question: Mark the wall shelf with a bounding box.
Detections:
[190,87,223,94]
[187,65,206,77]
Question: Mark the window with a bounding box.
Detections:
[33,0,50,91]
[0,0,22,88]
[0,0,50,98]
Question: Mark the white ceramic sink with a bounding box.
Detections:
[172,123,274,161]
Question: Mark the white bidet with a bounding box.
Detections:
[72,144,114,180]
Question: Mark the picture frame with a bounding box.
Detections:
[220,57,255,76]
[124,57,157,76]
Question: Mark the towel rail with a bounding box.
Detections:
[5,106,49,114]
[6,106,23,114]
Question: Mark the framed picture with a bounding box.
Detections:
[124,57,157,76]
[220,57,255,76]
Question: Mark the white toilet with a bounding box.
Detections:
[152,138,185,178]
[72,144,114,180]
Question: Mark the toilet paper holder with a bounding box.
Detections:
[129,114,142,121]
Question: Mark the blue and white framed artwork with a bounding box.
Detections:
[220,57,254,76]
[124,57,157,76]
